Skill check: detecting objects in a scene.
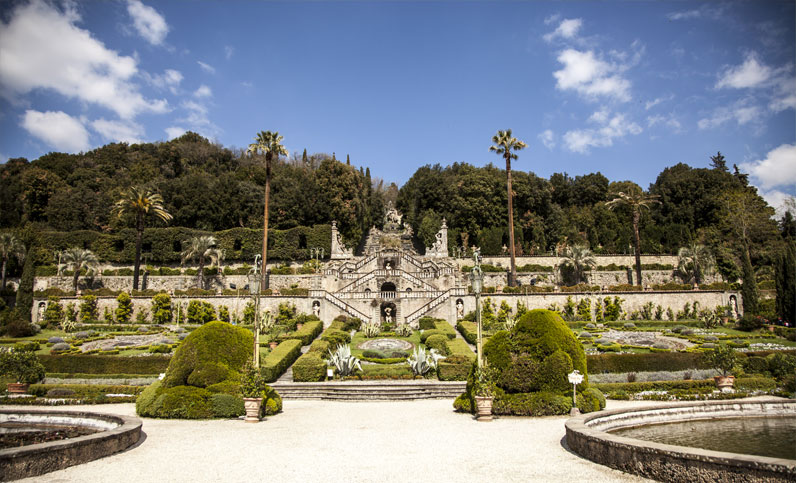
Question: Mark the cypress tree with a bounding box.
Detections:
[741,248,759,316]
[775,242,795,323]
[302,149,308,165]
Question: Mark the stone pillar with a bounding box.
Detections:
[330,221,353,260]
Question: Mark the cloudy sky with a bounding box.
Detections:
[0,1,794,211]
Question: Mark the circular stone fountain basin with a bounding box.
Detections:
[357,338,413,351]
[565,399,796,482]
[0,409,142,480]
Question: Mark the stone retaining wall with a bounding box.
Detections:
[565,400,796,482]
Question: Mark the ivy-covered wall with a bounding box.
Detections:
[32,225,331,265]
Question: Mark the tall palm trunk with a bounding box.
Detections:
[261,154,271,290]
[73,271,80,293]
[505,154,517,286]
[1,256,7,290]
[198,255,205,289]
[632,210,642,286]
[133,214,143,291]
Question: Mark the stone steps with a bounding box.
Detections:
[270,381,466,401]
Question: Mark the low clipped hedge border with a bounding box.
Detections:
[29,384,145,397]
[38,355,171,375]
[587,350,796,374]
[292,332,334,382]
[456,321,478,345]
[278,320,323,346]
[261,339,303,382]
[593,376,778,394]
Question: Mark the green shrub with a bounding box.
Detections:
[419,329,443,343]
[359,364,414,379]
[151,293,173,324]
[210,393,244,418]
[281,320,323,345]
[576,387,606,413]
[446,338,475,360]
[321,329,350,346]
[432,320,457,339]
[766,353,796,380]
[536,350,573,393]
[453,392,473,412]
[292,352,326,382]
[424,334,450,356]
[162,321,252,389]
[456,320,478,344]
[205,380,240,395]
[39,354,170,374]
[261,339,303,382]
[418,317,436,330]
[493,390,572,416]
[482,330,512,371]
[438,356,471,381]
[186,362,231,387]
[498,355,540,393]
[735,377,777,392]
[587,352,709,373]
[153,385,213,419]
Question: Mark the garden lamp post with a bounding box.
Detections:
[248,255,262,367]
[569,369,584,416]
[310,247,325,274]
[470,248,484,368]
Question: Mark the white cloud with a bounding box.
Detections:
[91,118,144,144]
[759,189,793,216]
[553,49,631,102]
[645,95,673,110]
[667,6,724,21]
[647,114,681,131]
[563,110,642,154]
[0,0,168,119]
[193,85,212,98]
[197,61,216,74]
[698,102,763,130]
[127,0,168,46]
[716,53,772,89]
[770,74,796,112]
[538,130,555,150]
[144,68,182,94]
[21,109,90,152]
[165,126,186,140]
[543,18,582,42]
[224,46,234,60]
[667,9,702,20]
[739,144,796,190]
[176,100,220,138]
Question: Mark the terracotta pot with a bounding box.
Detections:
[714,375,735,392]
[269,342,278,349]
[474,396,493,422]
[7,383,30,394]
[243,397,263,423]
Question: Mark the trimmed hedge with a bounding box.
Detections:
[357,364,414,379]
[492,390,573,416]
[292,352,326,382]
[424,334,451,356]
[587,352,710,373]
[261,339,303,382]
[446,338,476,360]
[29,384,145,397]
[593,379,716,393]
[38,355,171,375]
[432,320,457,339]
[32,225,331,265]
[456,320,478,345]
[279,320,323,346]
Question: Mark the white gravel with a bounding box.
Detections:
[12,400,652,483]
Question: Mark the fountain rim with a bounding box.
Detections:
[565,398,796,481]
[0,408,143,480]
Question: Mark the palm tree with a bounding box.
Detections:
[490,129,527,286]
[560,244,596,285]
[248,131,287,290]
[61,247,99,293]
[181,236,224,289]
[113,187,172,290]
[606,189,661,286]
[677,242,715,285]
[0,232,25,290]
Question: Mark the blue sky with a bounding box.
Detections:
[1,0,794,211]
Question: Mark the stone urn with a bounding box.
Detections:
[243,397,263,423]
[474,396,493,422]
[269,341,278,350]
[6,383,30,394]
[714,375,735,392]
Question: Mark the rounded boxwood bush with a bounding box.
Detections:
[321,329,350,346]
[576,387,606,413]
[578,331,593,339]
[153,386,213,419]
[162,321,252,389]
[51,342,70,352]
[424,334,450,356]
[210,393,244,418]
[419,329,443,343]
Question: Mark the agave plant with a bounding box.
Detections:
[394,323,413,337]
[406,347,445,376]
[325,344,362,377]
[363,321,381,338]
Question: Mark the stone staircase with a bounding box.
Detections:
[270,381,466,401]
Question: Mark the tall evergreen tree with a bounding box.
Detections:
[741,249,759,315]
[775,242,795,323]
[710,151,728,172]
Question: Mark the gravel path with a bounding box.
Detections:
[8,399,654,483]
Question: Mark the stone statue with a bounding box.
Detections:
[425,218,448,258]
[456,300,464,319]
[312,301,320,317]
[330,221,353,259]
[384,306,393,323]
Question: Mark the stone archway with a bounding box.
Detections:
[380,282,396,299]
